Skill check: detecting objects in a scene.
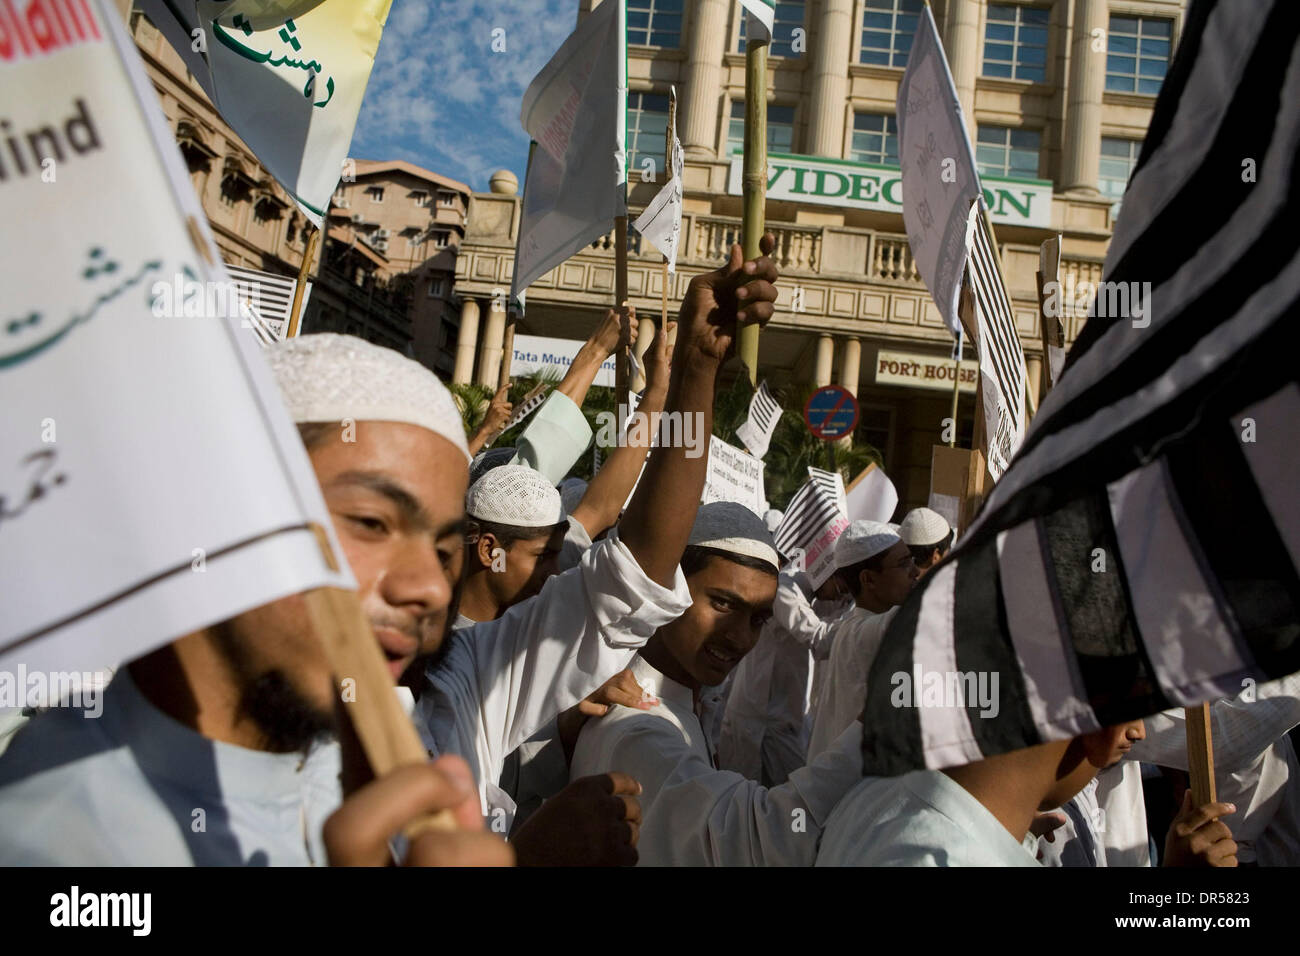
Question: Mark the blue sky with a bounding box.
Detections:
[351,0,577,190]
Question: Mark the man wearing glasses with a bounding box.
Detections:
[806,521,919,762]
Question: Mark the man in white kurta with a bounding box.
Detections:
[416,529,690,832]
[0,668,340,865]
[570,504,868,866]
[816,770,1041,866]
[807,521,917,761]
[718,571,851,784]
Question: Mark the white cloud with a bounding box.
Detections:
[352,0,575,188]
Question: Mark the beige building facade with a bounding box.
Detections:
[116,1,469,373]
[308,160,470,376]
[455,0,1185,507]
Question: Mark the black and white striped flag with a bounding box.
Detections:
[967,209,1027,480]
[862,0,1300,776]
[735,380,783,459]
[773,468,848,586]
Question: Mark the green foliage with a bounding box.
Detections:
[449,368,564,451]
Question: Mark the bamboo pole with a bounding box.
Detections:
[615,216,629,432]
[303,524,454,836]
[287,224,320,338]
[661,89,676,333]
[739,19,768,386]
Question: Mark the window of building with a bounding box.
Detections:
[859,0,923,69]
[431,230,450,249]
[726,101,795,157]
[982,4,1050,83]
[1106,15,1172,95]
[627,91,670,175]
[332,186,349,208]
[627,0,682,48]
[427,276,446,298]
[1099,136,1140,210]
[738,1,806,58]
[975,125,1041,178]
[849,113,899,165]
[365,185,385,203]
[856,405,896,470]
[411,190,430,207]
[437,190,457,208]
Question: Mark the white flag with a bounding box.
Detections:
[138,0,393,226]
[632,88,683,273]
[845,463,899,524]
[896,3,981,337]
[734,380,782,459]
[512,0,627,299]
[0,0,353,677]
[739,0,775,42]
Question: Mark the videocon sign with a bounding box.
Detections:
[727,153,1053,229]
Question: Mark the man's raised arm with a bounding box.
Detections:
[620,236,779,587]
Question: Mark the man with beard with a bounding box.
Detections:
[0,332,485,865]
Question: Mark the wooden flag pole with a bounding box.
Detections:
[303,524,454,837]
[287,224,320,338]
[498,320,515,391]
[739,19,768,386]
[1186,701,1217,806]
[615,216,630,432]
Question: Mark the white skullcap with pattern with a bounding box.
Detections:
[900,507,951,548]
[834,520,901,569]
[466,465,564,528]
[688,502,780,572]
[266,333,469,461]
[763,509,784,534]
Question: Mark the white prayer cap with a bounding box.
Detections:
[763,509,784,534]
[833,520,901,569]
[687,502,780,572]
[466,465,564,528]
[559,478,588,514]
[267,333,469,462]
[900,507,951,548]
[469,447,516,485]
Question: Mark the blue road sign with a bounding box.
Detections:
[804,385,859,440]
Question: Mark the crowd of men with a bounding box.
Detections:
[0,237,1295,867]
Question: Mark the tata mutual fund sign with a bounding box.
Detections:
[727,153,1053,228]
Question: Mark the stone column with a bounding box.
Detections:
[806,0,854,157]
[1025,354,1043,408]
[476,301,506,387]
[1062,0,1108,193]
[813,333,834,387]
[681,0,732,158]
[838,337,862,397]
[452,298,480,384]
[943,0,981,136]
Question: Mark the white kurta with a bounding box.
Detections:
[414,531,692,833]
[817,769,1041,867]
[1096,761,1151,866]
[570,654,867,866]
[0,669,339,865]
[807,606,899,761]
[1037,776,1107,867]
[1127,674,1300,865]
[719,573,850,784]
